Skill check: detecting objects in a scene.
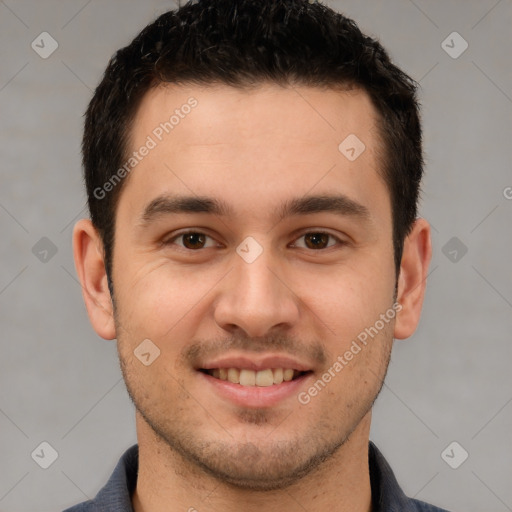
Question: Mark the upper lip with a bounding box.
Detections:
[198,354,313,372]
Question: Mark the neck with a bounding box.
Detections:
[132,412,373,512]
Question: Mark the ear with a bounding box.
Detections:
[72,218,116,340]
[394,218,432,339]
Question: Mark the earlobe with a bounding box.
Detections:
[394,218,432,340]
[72,218,116,340]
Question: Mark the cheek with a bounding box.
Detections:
[114,258,225,340]
[299,260,395,337]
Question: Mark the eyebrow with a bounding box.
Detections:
[139,193,371,225]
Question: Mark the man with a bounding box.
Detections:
[66,0,448,510]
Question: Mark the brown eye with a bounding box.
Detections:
[181,232,206,249]
[293,232,340,250]
[164,231,216,250]
[304,232,330,249]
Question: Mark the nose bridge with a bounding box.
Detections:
[213,240,299,337]
[237,249,279,302]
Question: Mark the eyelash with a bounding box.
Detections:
[162,230,347,252]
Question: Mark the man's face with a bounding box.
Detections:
[111,83,397,489]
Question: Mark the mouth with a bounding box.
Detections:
[199,367,311,386]
[196,355,315,408]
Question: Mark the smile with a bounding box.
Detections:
[200,368,308,386]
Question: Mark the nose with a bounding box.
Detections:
[213,246,300,339]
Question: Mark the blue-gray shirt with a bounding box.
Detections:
[62,442,450,511]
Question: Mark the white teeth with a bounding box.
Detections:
[239,369,256,386]
[227,368,240,383]
[208,368,303,386]
[255,369,274,387]
[283,368,294,381]
[273,368,283,384]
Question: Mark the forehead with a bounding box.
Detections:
[131,82,379,150]
[119,82,388,225]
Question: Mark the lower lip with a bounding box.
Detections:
[198,371,312,408]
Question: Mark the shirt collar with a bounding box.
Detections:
[368,440,413,511]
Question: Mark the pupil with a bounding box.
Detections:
[306,233,328,249]
[184,233,205,249]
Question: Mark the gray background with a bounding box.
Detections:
[0,1,511,511]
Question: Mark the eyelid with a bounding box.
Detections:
[162,229,220,249]
[163,228,347,251]
[288,229,347,249]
